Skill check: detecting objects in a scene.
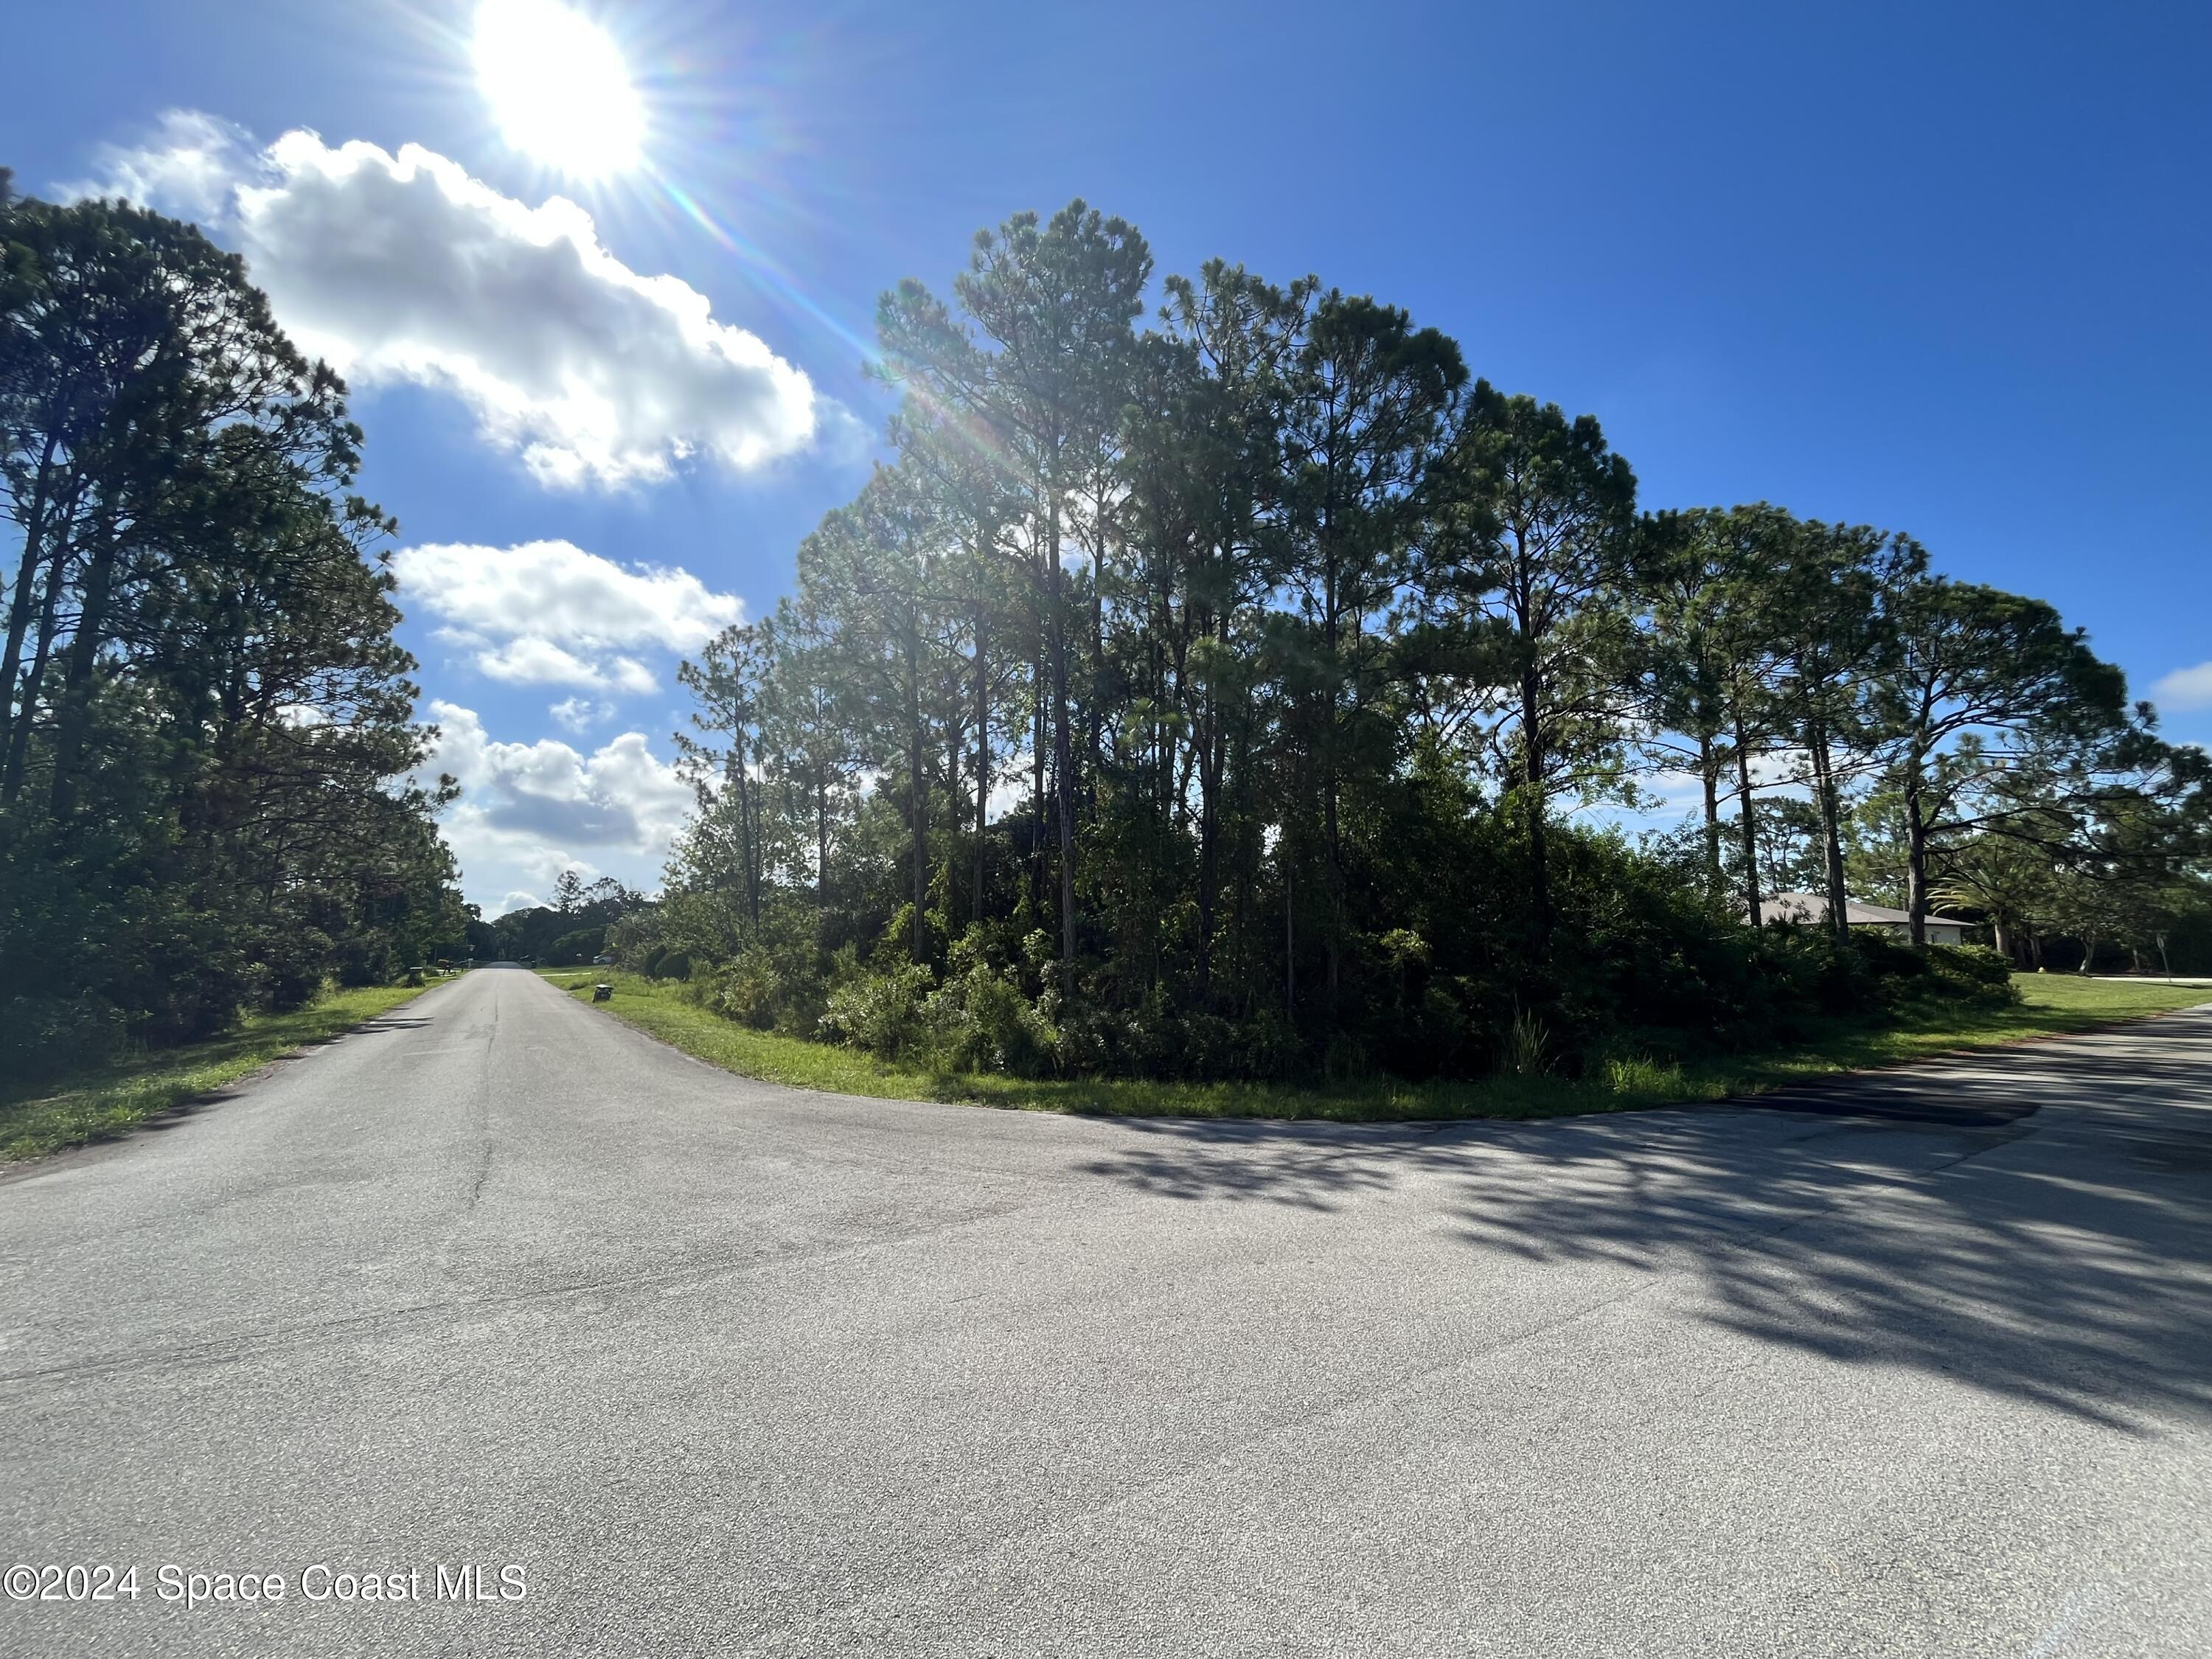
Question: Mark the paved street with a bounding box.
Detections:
[4,964,2209,1656]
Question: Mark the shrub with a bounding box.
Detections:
[818,960,935,1060]
[1919,942,2017,1008]
[920,958,1058,1075]
[698,948,786,1027]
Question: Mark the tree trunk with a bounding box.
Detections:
[1088,529,1107,785]
[1321,541,1344,1009]
[1697,732,1722,896]
[736,739,761,926]
[1030,626,1046,919]
[973,601,988,928]
[946,716,962,929]
[1047,498,1077,980]
[1194,677,1223,995]
[909,619,929,962]
[0,437,63,764]
[1322,770,1343,1003]
[1733,710,1761,927]
[1902,749,1930,948]
[1521,655,1550,948]
[1806,721,1849,945]
[1,546,66,807]
[47,522,121,821]
[1230,709,1251,1015]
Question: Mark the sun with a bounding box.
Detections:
[473,0,647,176]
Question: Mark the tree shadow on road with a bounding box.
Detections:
[1071,1117,1446,1211]
[1076,1016,2212,1428]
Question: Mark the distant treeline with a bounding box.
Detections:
[476,874,639,967]
[1,180,466,1079]
[615,201,2209,1081]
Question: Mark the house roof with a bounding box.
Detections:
[1760,891,1968,928]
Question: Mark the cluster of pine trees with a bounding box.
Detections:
[1,180,467,1079]
[628,201,2207,1081]
[1629,506,2207,953]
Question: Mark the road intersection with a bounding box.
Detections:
[5,965,2208,1655]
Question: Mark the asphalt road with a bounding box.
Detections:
[5,966,2210,1657]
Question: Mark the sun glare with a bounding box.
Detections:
[473,0,646,175]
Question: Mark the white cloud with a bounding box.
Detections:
[394,538,742,694]
[66,108,251,223]
[428,700,694,848]
[72,114,819,487]
[468,636,657,695]
[549,696,615,734]
[422,701,695,911]
[2152,661,2212,712]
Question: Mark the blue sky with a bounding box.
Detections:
[13,0,2209,912]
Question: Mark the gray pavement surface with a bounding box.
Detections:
[4,964,2211,1657]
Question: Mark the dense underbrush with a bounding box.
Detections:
[613,818,2014,1087]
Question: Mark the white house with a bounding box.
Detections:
[1759,891,1971,946]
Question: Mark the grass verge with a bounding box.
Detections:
[0,980,439,1164]
[544,968,2208,1124]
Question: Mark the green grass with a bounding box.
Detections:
[546,967,2208,1125]
[2007,973,2212,1020]
[0,980,440,1164]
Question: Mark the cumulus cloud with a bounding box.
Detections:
[469,636,656,695]
[428,700,694,849]
[2152,661,2212,712]
[422,701,695,910]
[71,114,819,487]
[394,538,741,695]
